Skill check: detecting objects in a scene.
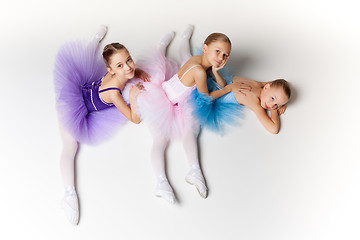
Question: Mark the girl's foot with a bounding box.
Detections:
[154,175,176,204]
[185,165,208,198]
[61,186,79,225]
[181,24,194,39]
[158,31,175,49]
[94,25,108,42]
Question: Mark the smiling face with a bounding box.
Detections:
[107,49,135,80]
[260,84,289,110]
[203,41,231,68]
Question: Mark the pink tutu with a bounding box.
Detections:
[124,49,197,139]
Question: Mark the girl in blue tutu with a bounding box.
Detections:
[188,49,291,134]
[54,26,149,225]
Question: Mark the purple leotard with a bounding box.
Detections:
[82,79,122,112]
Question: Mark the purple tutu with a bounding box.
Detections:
[54,40,127,145]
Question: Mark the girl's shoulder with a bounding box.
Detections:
[186,55,202,66]
[185,64,205,80]
[99,75,122,92]
[180,60,204,75]
[235,92,261,111]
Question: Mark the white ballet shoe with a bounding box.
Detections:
[185,166,208,199]
[181,24,194,39]
[94,25,108,42]
[61,186,79,225]
[154,175,176,204]
[158,31,175,48]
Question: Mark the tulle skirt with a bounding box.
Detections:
[54,40,127,145]
[189,68,244,134]
[123,49,197,139]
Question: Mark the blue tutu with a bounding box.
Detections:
[189,68,243,134]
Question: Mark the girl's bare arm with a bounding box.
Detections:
[248,103,280,134]
[110,87,141,124]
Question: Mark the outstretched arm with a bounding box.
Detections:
[194,69,248,100]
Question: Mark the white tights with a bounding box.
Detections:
[150,127,201,177]
[153,26,207,203]
[157,25,194,65]
[60,125,78,188]
[151,126,206,203]
[59,124,80,225]
[179,24,194,66]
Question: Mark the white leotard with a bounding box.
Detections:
[162,65,201,103]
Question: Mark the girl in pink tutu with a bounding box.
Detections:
[133,25,247,204]
[54,26,149,225]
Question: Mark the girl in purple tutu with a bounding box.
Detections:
[133,26,247,204]
[54,26,149,225]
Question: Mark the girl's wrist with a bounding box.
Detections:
[224,84,231,92]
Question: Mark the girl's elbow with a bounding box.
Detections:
[130,111,141,124]
[270,127,279,134]
[132,118,141,124]
[266,125,279,134]
[270,129,279,134]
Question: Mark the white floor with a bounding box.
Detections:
[1,0,359,239]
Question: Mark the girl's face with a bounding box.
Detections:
[107,49,135,79]
[203,41,231,68]
[260,84,288,110]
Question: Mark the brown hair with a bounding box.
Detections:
[269,79,291,99]
[204,33,232,48]
[102,43,128,67]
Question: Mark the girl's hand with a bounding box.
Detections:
[129,82,145,100]
[228,82,252,96]
[277,105,287,116]
[212,56,229,72]
[135,68,151,82]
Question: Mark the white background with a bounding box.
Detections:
[0,0,359,239]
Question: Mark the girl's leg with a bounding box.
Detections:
[179,25,194,66]
[182,124,208,198]
[157,31,175,56]
[59,124,80,225]
[150,129,176,204]
[58,26,107,225]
